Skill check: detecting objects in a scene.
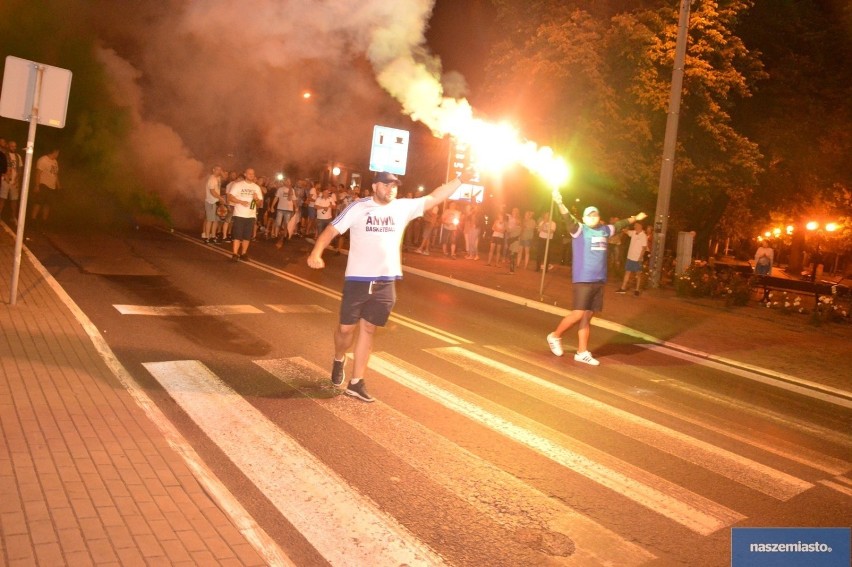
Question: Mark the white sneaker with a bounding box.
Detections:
[546,333,564,357]
[574,351,600,366]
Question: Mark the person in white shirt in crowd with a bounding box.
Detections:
[226,168,263,261]
[201,165,223,243]
[616,221,649,296]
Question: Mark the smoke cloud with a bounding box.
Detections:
[86,0,457,226]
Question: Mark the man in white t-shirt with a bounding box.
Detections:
[272,178,295,243]
[307,170,469,402]
[616,221,649,296]
[226,168,263,262]
[30,149,60,226]
[201,165,223,243]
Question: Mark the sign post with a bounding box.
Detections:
[0,56,72,305]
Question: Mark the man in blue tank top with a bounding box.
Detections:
[546,191,647,365]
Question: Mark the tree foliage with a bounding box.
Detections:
[0,0,169,228]
[484,0,849,258]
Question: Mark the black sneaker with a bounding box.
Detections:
[230,254,239,262]
[615,288,627,294]
[240,253,250,262]
[634,290,641,297]
[331,358,345,386]
[345,380,374,402]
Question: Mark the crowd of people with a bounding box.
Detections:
[0,137,61,228]
[198,164,658,281]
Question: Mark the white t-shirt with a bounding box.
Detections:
[626,229,649,261]
[36,155,59,189]
[332,197,425,281]
[315,194,335,220]
[228,180,263,218]
[204,174,221,204]
[275,186,294,211]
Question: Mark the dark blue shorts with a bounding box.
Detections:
[572,282,605,312]
[340,280,396,326]
[231,216,255,241]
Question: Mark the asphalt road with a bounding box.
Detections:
[26,227,852,566]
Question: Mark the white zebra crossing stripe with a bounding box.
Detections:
[818,479,852,497]
[369,353,745,536]
[257,356,657,566]
[265,304,332,314]
[638,344,852,409]
[114,304,263,316]
[142,360,444,567]
[488,344,852,476]
[433,346,814,501]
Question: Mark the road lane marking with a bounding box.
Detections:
[265,304,332,314]
[431,346,814,500]
[818,480,852,497]
[638,344,852,409]
[114,304,263,316]
[369,353,745,536]
[142,360,444,567]
[257,356,656,566]
[488,345,851,477]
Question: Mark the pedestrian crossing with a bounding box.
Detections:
[141,346,851,565]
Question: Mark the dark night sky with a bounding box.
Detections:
[427,0,497,101]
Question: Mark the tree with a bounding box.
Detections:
[484,1,768,257]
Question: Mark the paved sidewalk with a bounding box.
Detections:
[0,231,273,566]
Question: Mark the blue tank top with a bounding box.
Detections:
[571,224,614,283]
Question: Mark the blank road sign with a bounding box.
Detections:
[369,125,409,176]
[0,56,73,128]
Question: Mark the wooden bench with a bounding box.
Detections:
[711,260,754,276]
[753,275,850,307]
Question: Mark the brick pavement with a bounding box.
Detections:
[0,230,272,566]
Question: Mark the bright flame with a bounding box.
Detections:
[419,97,571,188]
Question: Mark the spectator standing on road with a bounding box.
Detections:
[272,178,295,244]
[220,170,239,242]
[0,140,23,224]
[506,207,522,273]
[616,221,649,296]
[30,148,60,227]
[519,210,536,270]
[314,186,335,236]
[201,165,224,243]
[226,168,263,261]
[0,140,10,223]
[441,201,461,259]
[754,240,774,276]
[464,203,483,260]
[486,213,505,266]
[414,206,438,255]
[307,171,468,402]
[546,192,646,365]
[534,210,556,272]
[607,217,625,278]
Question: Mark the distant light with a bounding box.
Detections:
[772,228,781,237]
[825,222,838,232]
[764,231,771,238]
[417,185,425,193]
[786,225,794,235]
[302,91,312,100]
[332,166,341,176]
[806,221,819,231]
[276,173,284,181]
